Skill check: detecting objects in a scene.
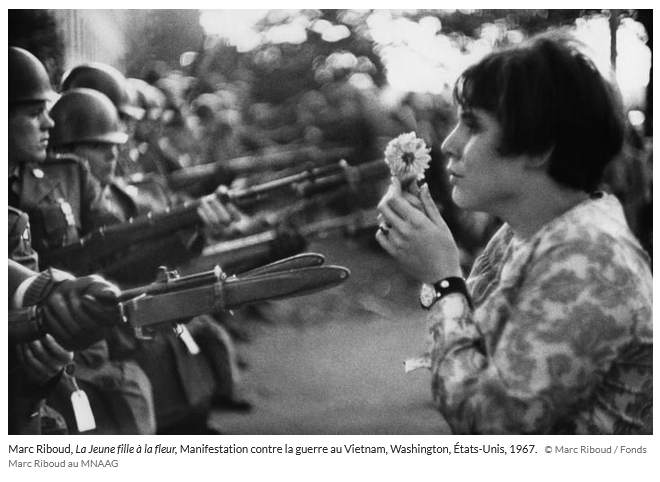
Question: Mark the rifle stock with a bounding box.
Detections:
[41,159,387,274]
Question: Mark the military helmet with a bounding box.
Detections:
[49,88,129,148]
[60,62,145,120]
[9,46,56,104]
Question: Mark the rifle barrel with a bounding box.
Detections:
[227,161,347,204]
[222,145,356,175]
[168,145,357,190]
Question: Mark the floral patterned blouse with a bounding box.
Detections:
[421,193,652,434]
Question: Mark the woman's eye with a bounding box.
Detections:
[459,112,479,133]
[463,119,479,132]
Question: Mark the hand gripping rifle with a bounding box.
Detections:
[9,253,349,344]
[40,158,388,275]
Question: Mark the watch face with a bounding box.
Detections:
[419,283,436,308]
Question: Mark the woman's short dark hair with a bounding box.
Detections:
[453,32,626,192]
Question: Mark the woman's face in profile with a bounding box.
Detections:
[441,106,527,215]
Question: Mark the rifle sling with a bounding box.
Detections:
[121,265,349,328]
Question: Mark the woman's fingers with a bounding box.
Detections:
[420,183,443,225]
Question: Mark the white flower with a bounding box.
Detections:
[383,132,431,182]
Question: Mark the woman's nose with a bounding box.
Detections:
[440,125,461,160]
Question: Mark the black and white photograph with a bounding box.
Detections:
[6,8,654,474]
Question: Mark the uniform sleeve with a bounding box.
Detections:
[9,259,37,301]
[428,240,641,434]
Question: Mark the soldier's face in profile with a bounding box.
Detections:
[72,142,119,186]
[9,101,54,165]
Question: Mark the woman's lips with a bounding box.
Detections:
[448,171,463,185]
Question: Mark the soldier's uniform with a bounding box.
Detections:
[10,155,156,435]
[10,156,121,256]
[8,210,68,435]
[9,206,38,272]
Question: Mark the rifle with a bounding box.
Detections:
[10,253,349,344]
[177,208,380,276]
[40,158,388,275]
[165,144,357,191]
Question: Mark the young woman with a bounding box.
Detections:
[376,33,652,434]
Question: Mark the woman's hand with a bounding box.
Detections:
[376,178,462,283]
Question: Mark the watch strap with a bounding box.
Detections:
[422,276,473,310]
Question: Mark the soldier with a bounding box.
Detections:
[48,87,239,280]
[9,48,123,253]
[61,62,197,179]
[48,85,249,433]
[9,206,121,353]
[9,46,156,435]
[9,205,122,435]
[60,62,145,178]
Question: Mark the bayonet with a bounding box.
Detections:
[9,254,350,344]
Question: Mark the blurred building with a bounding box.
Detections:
[51,9,130,71]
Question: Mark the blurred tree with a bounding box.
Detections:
[124,9,205,79]
[196,9,645,103]
[419,9,590,37]
[199,9,386,104]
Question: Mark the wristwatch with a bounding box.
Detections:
[419,277,472,310]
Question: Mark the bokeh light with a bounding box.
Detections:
[199,9,651,109]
